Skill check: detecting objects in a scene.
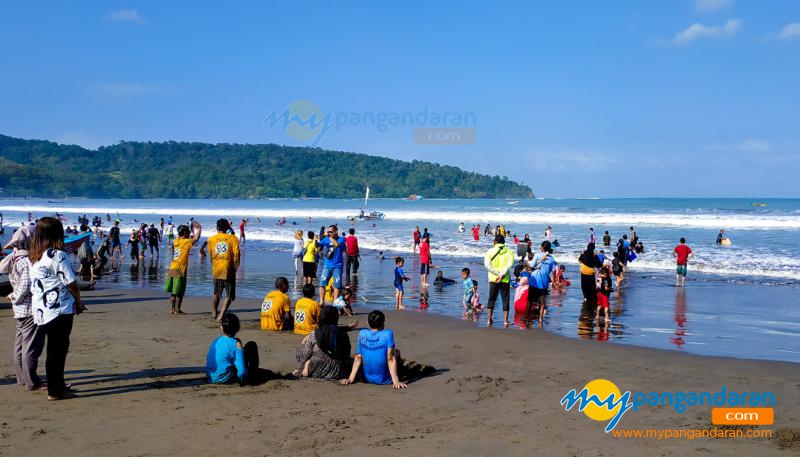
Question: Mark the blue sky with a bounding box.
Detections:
[1,0,798,197]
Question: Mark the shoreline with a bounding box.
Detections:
[1,288,799,456]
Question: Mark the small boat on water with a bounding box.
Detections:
[751,202,768,207]
[406,195,423,201]
[350,187,386,221]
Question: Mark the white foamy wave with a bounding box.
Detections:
[231,227,800,282]
[3,204,799,230]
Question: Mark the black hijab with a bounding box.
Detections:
[579,242,600,268]
[315,307,350,360]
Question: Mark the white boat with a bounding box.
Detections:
[350,187,385,221]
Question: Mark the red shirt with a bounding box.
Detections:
[345,235,359,256]
[419,240,431,264]
[239,222,245,233]
[674,244,692,265]
[413,230,420,243]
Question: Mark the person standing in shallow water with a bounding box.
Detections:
[673,237,693,287]
[578,243,602,307]
[483,234,515,327]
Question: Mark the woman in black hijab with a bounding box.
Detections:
[578,242,602,306]
[295,307,353,380]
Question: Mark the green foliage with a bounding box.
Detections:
[0,134,533,199]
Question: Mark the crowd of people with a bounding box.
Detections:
[2,210,709,400]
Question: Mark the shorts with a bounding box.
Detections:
[213,278,236,301]
[420,263,430,275]
[319,266,343,289]
[676,264,687,277]
[293,251,302,259]
[112,239,121,248]
[302,261,317,278]
[394,282,404,292]
[527,287,548,307]
[164,275,187,297]
[596,292,609,309]
[167,234,175,240]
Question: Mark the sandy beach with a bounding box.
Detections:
[1,288,798,457]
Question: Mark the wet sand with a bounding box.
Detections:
[1,289,799,456]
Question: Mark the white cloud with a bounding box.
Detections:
[674,18,741,45]
[694,0,733,13]
[107,9,143,24]
[736,138,770,152]
[778,22,800,39]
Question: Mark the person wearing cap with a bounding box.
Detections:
[2,225,46,390]
[208,218,241,320]
[483,234,515,326]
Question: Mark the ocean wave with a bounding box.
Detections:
[3,204,799,230]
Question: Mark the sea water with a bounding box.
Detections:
[2,198,798,362]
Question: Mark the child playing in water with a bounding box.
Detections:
[333,287,354,317]
[433,270,456,285]
[466,280,483,319]
[394,257,410,309]
[611,251,624,286]
[461,268,473,309]
[596,267,613,322]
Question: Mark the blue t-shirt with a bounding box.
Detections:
[463,277,473,301]
[205,335,246,384]
[528,253,557,290]
[597,253,605,264]
[356,328,395,385]
[394,266,404,286]
[318,236,346,268]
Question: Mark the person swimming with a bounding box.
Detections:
[433,271,456,285]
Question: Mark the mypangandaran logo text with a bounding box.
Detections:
[263,99,476,147]
[560,379,775,433]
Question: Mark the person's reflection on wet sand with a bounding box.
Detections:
[672,287,687,347]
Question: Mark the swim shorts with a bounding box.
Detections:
[213,278,236,301]
[164,276,187,298]
[676,264,687,277]
[420,263,430,275]
[394,282,404,292]
[320,267,342,289]
[596,292,609,309]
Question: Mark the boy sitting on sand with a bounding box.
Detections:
[294,284,321,335]
[205,314,259,386]
[341,310,407,389]
[261,277,293,331]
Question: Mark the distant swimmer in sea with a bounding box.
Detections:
[433,270,456,285]
[458,222,465,233]
[716,229,731,246]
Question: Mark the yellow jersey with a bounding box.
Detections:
[302,239,318,263]
[260,290,291,331]
[207,232,240,280]
[168,237,194,277]
[293,297,321,335]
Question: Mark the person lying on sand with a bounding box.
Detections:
[205,314,259,386]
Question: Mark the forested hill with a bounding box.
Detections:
[0,135,533,199]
